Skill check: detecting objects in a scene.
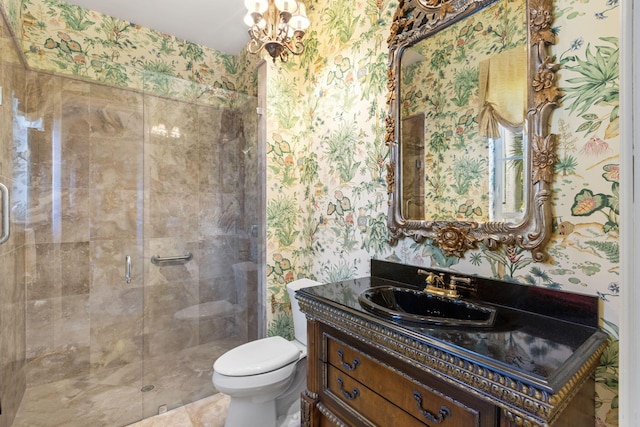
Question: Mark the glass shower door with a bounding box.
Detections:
[140,79,261,417]
[16,73,146,426]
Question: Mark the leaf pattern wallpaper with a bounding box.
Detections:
[0,0,621,424]
[7,0,258,106]
[263,0,620,425]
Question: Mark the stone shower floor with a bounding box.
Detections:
[11,340,240,427]
[126,394,230,427]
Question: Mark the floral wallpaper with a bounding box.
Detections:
[1,0,258,107]
[0,0,621,425]
[263,0,620,425]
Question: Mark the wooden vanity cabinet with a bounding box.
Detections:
[302,320,596,427]
[304,321,498,427]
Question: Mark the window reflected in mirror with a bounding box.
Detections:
[401,113,426,220]
[489,125,526,222]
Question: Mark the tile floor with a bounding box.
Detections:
[11,339,241,427]
[126,394,230,427]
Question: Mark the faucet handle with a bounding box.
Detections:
[449,276,476,293]
[417,269,443,285]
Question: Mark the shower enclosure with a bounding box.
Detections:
[0,26,263,427]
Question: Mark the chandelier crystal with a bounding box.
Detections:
[244,0,311,62]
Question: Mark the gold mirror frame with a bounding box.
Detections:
[385,0,559,261]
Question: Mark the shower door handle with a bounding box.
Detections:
[0,183,9,245]
[125,255,132,284]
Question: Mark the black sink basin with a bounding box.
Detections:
[358,286,497,327]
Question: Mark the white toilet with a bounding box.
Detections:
[212,278,321,427]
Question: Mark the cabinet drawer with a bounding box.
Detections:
[325,365,427,426]
[326,335,485,427]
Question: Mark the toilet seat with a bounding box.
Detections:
[214,336,301,377]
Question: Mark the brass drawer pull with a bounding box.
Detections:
[413,391,451,423]
[337,376,360,401]
[337,349,360,371]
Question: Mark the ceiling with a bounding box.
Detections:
[64,0,250,55]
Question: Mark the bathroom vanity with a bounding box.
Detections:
[296,261,608,427]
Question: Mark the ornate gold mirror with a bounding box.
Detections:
[386,0,559,261]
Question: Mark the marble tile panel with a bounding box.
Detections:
[195,105,222,139]
[54,294,91,348]
[198,192,241,237]
[132,407,194,427]
[220,140,241,194]
[26,128,54,189]
[61,188,92,243]
[144,141,199,195]
[25,242,90,298]
[219,110,244,142]
[140,342,236,419]
[185,394,230,427]
[12,378,144,427]
[90,188,142,240]
[58,133,91,189]
[24,295,91,384]
[143,280,200,358]
[61,241,91,296]
[144,98,198,144]
[0,39,21,69]
[90,136,143,191]
[140,368,209,418]
[1,281,26,367]
[146,261,200,287]
[60,93,91,136]
[61,77,92,96]
[126,393,230,427]
[29,243,61,300]
[0,356,25,427]
[86,359,143,388]
[198,315,240,345]
[86,105,144,139]
[26,187,91,244]
[145,189,198,240]
[0,36,28,424]
[89,311,144,370]
[91,239,145,290]
[196,140,221,190]
[91,83,144,111]
[198,276,236,306]
[145,239,199,287]
[25,298,56,359]
[26,342,90,386]
[197,238,239,282]
[0,305,24,365]
[23,71,60,122]
[89,238,144,370]
[22,187,52,231]
[0,246,18,303]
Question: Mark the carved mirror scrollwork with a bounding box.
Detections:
[385,0,559,261]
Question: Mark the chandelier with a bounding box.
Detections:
[244,0,311,62]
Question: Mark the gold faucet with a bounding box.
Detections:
[417,269,459,298]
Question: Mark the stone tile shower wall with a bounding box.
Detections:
[0,18,27,427]
[7,67,258,423]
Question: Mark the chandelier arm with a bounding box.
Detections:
[245,0,309,62]
[284,38,305,56]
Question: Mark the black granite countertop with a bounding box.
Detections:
[296,260,608,394]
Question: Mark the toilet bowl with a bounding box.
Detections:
[212,278,322,427]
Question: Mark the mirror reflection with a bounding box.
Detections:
[399,0,527,222]
[386,0,560,260]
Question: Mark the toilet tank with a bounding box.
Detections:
[285,279,322,346]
